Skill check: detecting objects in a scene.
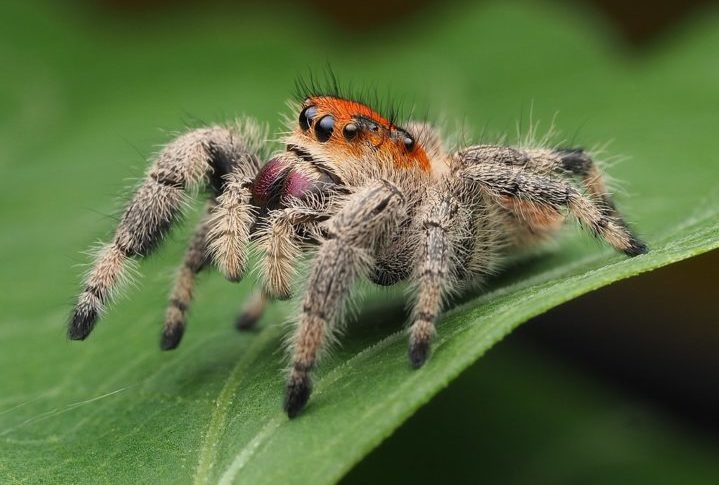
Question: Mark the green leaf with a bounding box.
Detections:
[1,1,718,483]
[346,337,719,485]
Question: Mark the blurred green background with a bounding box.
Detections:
[1,0,718,483]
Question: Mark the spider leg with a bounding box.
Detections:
[408,191,469,368]
[234,291,268,331]
[284,181,405,418]
[206,169,257,282]
[553,147,626,222]
[69,124,262,341]
[481,145,631,223]
[233,202,330,333]
[456,146,647,256]
[256,204,326,300]
[161,201,215,350]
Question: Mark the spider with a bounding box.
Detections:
[68,89,647,418]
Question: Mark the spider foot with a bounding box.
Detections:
[160,324,184,351]
[68,300,99,341]
[235,312,260,331]
[624,235,648,257]
[409,339,431,369]
[234,292,267,331]
[408,319,434,369]
[284,367,312,418]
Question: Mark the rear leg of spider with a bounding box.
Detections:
[69,124,261,341]
[555,147,647,255]
[456,146,648,257]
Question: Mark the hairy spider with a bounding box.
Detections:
[68,90,647,418]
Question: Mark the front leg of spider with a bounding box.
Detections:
[284,180,405,418]
[68,124,262,343]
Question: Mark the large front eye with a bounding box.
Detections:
[315,115,335,142]
[299,105,317,131]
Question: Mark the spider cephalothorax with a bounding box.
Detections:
[69,90,647,418]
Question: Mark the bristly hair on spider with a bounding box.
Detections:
[67,79,648,419]
[292,67,417,129]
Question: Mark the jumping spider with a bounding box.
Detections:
[69,91,647,418]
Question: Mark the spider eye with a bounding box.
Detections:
[299,106,317,131]
[343,122,358,141]
[315,115,335,142]
[402,133,415,152]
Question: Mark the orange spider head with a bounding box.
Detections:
[292,96,430,171]
[252,95,431,208]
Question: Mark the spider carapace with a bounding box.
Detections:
[69,91,647,418]
[253,96,432,209]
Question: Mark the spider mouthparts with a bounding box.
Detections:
[284,170,316,199]
[252,157,289,207]
[252,155,341,209]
